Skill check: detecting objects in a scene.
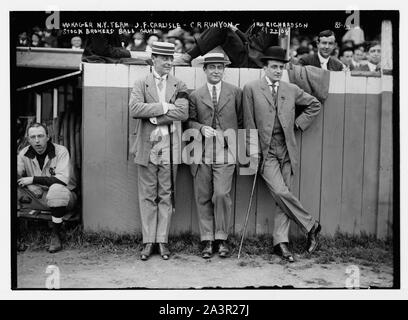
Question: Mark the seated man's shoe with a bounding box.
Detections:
[48,222,62,253]
[307,222,322,254]
[201,241,213,259]
[274,243,294,263]
[141,243,154,261]
[218,240,230,258]
[159,243,170,260]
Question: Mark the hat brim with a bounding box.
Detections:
[260,56,290,63]
[201,59,231,66]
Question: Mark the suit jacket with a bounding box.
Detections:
[129,73,189,166]
[187,81,243,175]
[298,53,344,71]
[356,63,380,72]
[242,77,321,175]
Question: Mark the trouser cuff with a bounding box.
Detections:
[215,232,228,240]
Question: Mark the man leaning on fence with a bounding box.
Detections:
[17,123,77,253]
[243,46,322,262]
[129,41,189,261]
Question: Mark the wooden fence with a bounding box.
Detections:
[82,63,393,239]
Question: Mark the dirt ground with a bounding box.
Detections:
[16,248,393,289]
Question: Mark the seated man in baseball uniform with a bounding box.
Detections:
[17,123,77,253]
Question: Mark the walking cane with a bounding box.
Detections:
[168,124,175,214]
[237,162,259,260]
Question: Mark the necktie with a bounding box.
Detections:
[157,77,164,91]
[321,61,328,70]
[269,83,278,106]
[211,85,218,129]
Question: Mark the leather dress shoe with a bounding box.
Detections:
[307,222,322,253]
[218,240,230,258]
[201,241,213,259]
[159,243,170,260]
[274,243,294,263]
[141,243,154,261]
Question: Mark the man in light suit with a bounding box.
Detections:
[243,46,322,262]
[188,53,243,258]
[129,42,189,261]
[298,30,344,71]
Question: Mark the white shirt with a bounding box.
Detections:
[265,76,279,94]
[318,51,330,70]
[367,61,379,72]
[207,81,222,103]
[150,69,172,136]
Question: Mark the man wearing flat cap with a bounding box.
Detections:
[243,46,322,262]
[188,53,243,259]
[129,41,189,261]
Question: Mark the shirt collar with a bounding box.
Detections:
[207,81,222,92]
[265,76,279,87]
[317,51,330,64]
[152,69,168,81]
[24,141,56,160]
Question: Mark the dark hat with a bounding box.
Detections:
[260,46,289,63]
[202,53,231,66]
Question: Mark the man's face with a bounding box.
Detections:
[354,48,364,62]
[341,50,354,66]
[72,37,82,48]
[204,63,225,84]
[264,60,285,82]
[317,35,336,58]
[153,54,174,76]
[28,126,49,155]
[367,45,381,65]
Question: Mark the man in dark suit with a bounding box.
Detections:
[339,46,354,71]
[129,42,189,261]
[188,53,243,259]
[243,46,322,262]
[298,30,344,71]
[356,41,381,72]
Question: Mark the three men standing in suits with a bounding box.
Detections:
[129,42,189,261]
[243,46,322,262]
[298,30,344,71]
[188,53,243,259]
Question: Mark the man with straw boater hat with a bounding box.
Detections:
[129,41,189,261]
[242,46,322,262]
[188,52,243,259]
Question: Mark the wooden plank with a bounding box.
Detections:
[171,164,195,234]
[377,88,393,239]
[381,20,393,72]
[223,68,240,87]
[128,65,150,88]
[340,76,367,235]
[320,72,346,236]
[35,93,41,122]
[82,86,107,232]
[105,84,137,233]
[174,67,196,90]
[238,69,261,89]
[195,67,207,88]
[41,90,53,121]
[298,95,324,227]
[234,174,257,236]
[289,131,302,238]
[53,88,58,119]
[361,78,381,235]
[319,93,346,236]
